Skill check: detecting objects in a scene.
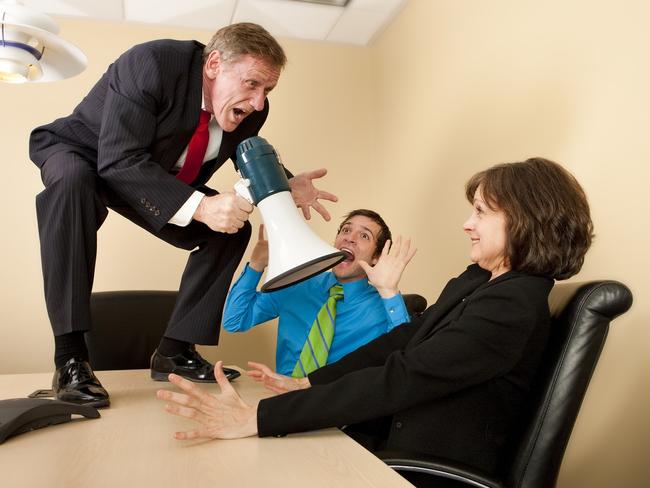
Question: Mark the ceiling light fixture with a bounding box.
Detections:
[0,0,86,84]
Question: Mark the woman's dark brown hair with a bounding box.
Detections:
[465,157,593,280]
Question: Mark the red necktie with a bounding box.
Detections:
[176,109,211,184]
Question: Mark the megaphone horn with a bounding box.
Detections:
[235,136,344,292]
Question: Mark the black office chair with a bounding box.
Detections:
[404,293,428,318]
[378,280,633,488]
[86,291,427,371]
[86,290,177,370]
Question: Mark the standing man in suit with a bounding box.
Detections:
[29,22,336,408]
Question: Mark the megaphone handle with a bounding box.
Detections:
[234,178,254,204]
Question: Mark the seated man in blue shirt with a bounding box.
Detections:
[223,209,416,376]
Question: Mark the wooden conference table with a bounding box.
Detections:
[0,369,414,488]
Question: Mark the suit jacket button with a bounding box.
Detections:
[395,421,403,429]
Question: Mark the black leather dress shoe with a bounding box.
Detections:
[150,346,241,383]
[52,358,110,408]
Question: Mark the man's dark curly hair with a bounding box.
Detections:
[337,209,392,258]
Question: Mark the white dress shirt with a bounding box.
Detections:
[168,103,223,227]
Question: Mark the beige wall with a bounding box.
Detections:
[370,1,649,487]
[0,0,647,486]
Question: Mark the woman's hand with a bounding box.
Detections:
[249,225,269,272]
[359,236,417,298]
[288,168,338,221]
[156,361,258,440]
[246,361,310,394]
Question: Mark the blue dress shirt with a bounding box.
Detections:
[223,264,410,375]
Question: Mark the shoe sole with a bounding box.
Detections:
[151,369,241,382]
[87,398,111,408]
[151,370,173,382]
[55,396,110,409]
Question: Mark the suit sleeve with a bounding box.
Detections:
[96,44,195,230]
[307,314,422,385]
[258,277,545,437]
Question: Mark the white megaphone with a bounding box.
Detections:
[234,136,345,292]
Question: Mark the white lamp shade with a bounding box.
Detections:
[0,1,87,83]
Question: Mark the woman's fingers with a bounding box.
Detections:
[174,429,207,440]
[247,361,274,376]
[168,373,212,403]
[164,401,210,424]
[214,361,236,395]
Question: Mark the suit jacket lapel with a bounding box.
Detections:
[159,53,204,172]
[409,266,490,344]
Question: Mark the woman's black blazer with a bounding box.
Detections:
[257,264,554,473]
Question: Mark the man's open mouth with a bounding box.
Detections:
[340,248,355,262]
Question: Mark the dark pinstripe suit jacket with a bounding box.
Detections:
[258,264,554,473]
[29,39,268,232]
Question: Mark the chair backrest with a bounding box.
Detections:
[404,293,428,318]
[85,290,427,371]
[86,290,177,370]
[505,280,633,488]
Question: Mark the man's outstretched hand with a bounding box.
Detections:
[289,168,338,221]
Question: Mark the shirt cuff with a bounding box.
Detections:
[168,191,204,226]
[383,293,410,327]
[241,263,264,285]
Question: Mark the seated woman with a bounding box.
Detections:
[156,157,593,476]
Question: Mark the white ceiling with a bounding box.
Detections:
[20,0,409,46]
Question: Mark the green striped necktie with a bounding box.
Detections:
[292,284,344,378]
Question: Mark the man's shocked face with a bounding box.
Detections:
[203,52,281,132]
[332,215,382,283]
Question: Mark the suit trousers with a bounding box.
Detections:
[35,150,251,345]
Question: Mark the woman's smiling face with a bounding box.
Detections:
[463,185,510,279]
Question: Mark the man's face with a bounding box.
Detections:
[332,215,382,283]
[203,52,281,132]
